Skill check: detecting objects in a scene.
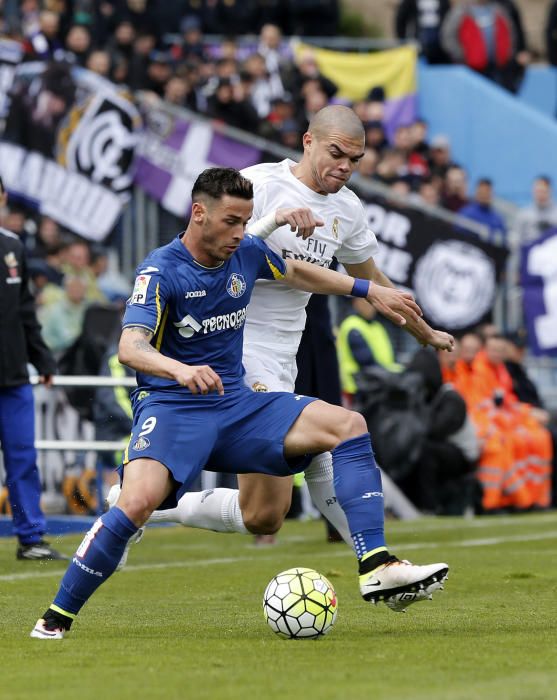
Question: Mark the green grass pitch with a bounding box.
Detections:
[1,512,557,700]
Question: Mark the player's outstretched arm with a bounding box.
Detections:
[118,327,224,395]
[344,259,455,351]
[249,208,324,240]
[281,259,422,326]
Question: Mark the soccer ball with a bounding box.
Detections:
[263,567,338,639]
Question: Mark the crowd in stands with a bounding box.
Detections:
[338,308,556,515]
[1,1,556,255]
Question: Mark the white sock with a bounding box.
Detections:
[304,452,353,549]
[149,488,248,534]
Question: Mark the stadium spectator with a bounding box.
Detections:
[23,10,64,61]
[364,120,389,154]
[428,134,455,180]
[241,52,284,118]
[0,176,65,561]
[494,0,531,91]
[395,0,451,64]
[441,0,517,91]
[284,49,338,105]
[459,178,507,244]
[257,24,285,82]
[442,165,469,212]
[515,176,557,245]
[414,177,442,207]
[85,48,111,77]
[358,148,380,179]
[337,298,402,399]
[143,50,173,97]
[503,330,557,507]
[206,77,260,132]
[38,274,89,355]
[64,23,92,66]
[452,333,553,512]
[90,245,131,304]
[30,216,62,260]
[409,119,431,160]
[4,60,76,159]
[170,14,206,64]
[402,347,480,515]
[127,30,157,90]
[106,19,135,67]
[374,148,407,187]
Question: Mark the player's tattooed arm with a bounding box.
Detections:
[129,326,158,354]
[118,326,224,395]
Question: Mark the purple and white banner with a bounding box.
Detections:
[0,61,141,240]
[0,38,23,118]
[134,105,261,218]
[521,228,557,355]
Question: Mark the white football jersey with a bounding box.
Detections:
[241,159,379,337]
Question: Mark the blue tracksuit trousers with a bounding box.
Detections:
[0,384,46,544]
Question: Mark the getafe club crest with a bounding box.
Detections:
[133,436,150,451]
[226,273,246,298]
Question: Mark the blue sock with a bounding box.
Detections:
[331,433,387,560]
[51,507,138,617]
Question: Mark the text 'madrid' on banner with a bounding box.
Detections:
[0,54,141,241]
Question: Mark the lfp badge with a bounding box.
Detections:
[226,273,246,298]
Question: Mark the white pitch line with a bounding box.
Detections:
[2,530,556,583]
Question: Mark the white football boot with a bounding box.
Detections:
[360,558,449,612]
[106,484,145,571]
[30,618,66,640]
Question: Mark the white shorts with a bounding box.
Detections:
[243,340,299,392]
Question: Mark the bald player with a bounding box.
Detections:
[113,107,453,611]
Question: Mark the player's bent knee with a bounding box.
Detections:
[333,409,368,444]
[241,504,288,535]
[117,493,158,526]
[347,410,368,438]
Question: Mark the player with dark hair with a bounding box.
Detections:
[117,105,453,558]
[31,167,450,639]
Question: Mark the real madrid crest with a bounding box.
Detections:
[332,217,339,240]
[252,381,269,392]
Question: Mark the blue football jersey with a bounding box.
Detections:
[122,233,287,390]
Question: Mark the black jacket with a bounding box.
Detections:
[0,227,57,387]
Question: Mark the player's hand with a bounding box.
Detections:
[366,284,422,326]
[174,364,224,395]
[275,207,325,239]
[424,329,455,352]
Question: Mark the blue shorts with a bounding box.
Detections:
[123,386,317,506]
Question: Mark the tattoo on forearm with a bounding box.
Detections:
[133,338,157,353]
